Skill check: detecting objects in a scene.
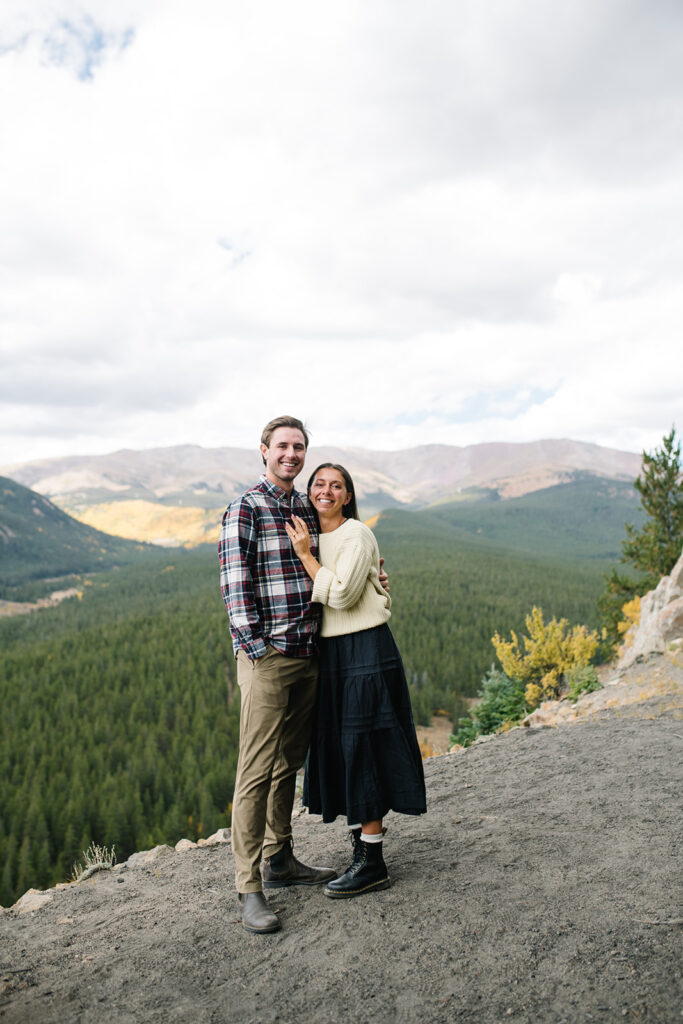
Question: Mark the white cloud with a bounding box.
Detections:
[1,0,682,466]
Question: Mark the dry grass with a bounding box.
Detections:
[71,843,117,883]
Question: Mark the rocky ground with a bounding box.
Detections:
[2,654,682,1024]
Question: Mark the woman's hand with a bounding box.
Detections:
[285,516,321,581]
[285,515,312,559]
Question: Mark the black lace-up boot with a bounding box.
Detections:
[323,829,391,899]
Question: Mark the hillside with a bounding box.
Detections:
[371,480,632,724]
[1,670,681,1024]
[74,499,225,548]
[1,438,641,545]
[0,477,165,594]
[420,475,645,560]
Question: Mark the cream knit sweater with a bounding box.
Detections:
[311,518,392,637]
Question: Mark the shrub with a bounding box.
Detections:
[450,608,603,746]
[450,668,526,747]
[617,595,641,650]
[492,606,599,709]
[566,665,602,702]
[71,842,116,882]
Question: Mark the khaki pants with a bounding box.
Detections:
[231,646,319,894]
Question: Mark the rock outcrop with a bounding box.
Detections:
[617,546,683,670]
[519,549,683,730]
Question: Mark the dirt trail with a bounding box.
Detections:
[1,662,682,1024]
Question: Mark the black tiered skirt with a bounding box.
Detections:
[303,624,427,825]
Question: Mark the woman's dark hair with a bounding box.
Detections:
[307,463,359,521]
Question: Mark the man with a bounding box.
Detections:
[218,415,337,934]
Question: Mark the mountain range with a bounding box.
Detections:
[0,476,163,592]
[1,439,642,546]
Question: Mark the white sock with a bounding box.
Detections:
[360,831,383,844]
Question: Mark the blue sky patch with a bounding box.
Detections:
[395,388,557,429]
[451,387,557,424]
[41,16,134,81]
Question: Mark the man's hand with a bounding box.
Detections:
[379,556,390,592]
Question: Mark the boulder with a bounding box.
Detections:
[523,702,559,727]
[175,838,198,852]
[126,845,174,867]
[197,828,231,848]
[618,547,683,670]
[14,888,54,914]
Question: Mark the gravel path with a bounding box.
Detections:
[2,689,682,1024]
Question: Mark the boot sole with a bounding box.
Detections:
[241,919,282,933]
[323,877,391,899]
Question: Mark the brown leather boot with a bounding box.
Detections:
[262,839,336,888]
[237,892,281,933]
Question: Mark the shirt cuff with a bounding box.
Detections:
[241,637,269,661]
[311,566,334,605]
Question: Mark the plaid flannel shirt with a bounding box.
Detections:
[218,475,321,660]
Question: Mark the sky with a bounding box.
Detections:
[1,0,682,466]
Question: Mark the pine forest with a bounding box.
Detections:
[1,475,644,905]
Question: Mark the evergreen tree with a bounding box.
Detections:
[1,836,17,907]
[622,427,683,584]
[599,427,683,646]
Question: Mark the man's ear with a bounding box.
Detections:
[259,443,268,460]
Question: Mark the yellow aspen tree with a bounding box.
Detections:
[492,607,600,708]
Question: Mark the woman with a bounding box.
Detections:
[285,463,426,898]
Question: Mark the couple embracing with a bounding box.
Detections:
[219,415,426,934]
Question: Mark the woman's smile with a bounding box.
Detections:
[310,468,351,519]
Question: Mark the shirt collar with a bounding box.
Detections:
[259,474,304,505]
